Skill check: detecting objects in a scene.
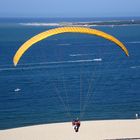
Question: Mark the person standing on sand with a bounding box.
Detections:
[135,113,139,119]
[72,118,81,132]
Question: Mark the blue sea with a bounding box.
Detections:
[0,17,140,130]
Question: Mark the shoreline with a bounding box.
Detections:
[1,119,140,140]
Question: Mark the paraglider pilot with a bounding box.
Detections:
[72,118,81,132]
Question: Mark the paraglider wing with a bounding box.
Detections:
[13,27,129,66]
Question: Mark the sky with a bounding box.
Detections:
[0,0,140,17]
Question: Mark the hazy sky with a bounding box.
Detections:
[0,0,140,17]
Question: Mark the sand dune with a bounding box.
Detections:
[0,119,140,140]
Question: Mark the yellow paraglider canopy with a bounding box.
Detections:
[13,27,129,66]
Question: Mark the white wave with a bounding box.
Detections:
[19,23,61,26]
[126,41,140,44]
[0,67,17,71]
[58,44,71,46]
[19,22,91,27]
[130,66,140,69]
[0,59,102,71]
[70,53,95,57]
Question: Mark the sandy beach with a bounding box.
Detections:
[0,119,140,140]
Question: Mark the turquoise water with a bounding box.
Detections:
[0,18,140,129]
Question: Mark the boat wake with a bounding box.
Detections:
[0,59,102,71]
